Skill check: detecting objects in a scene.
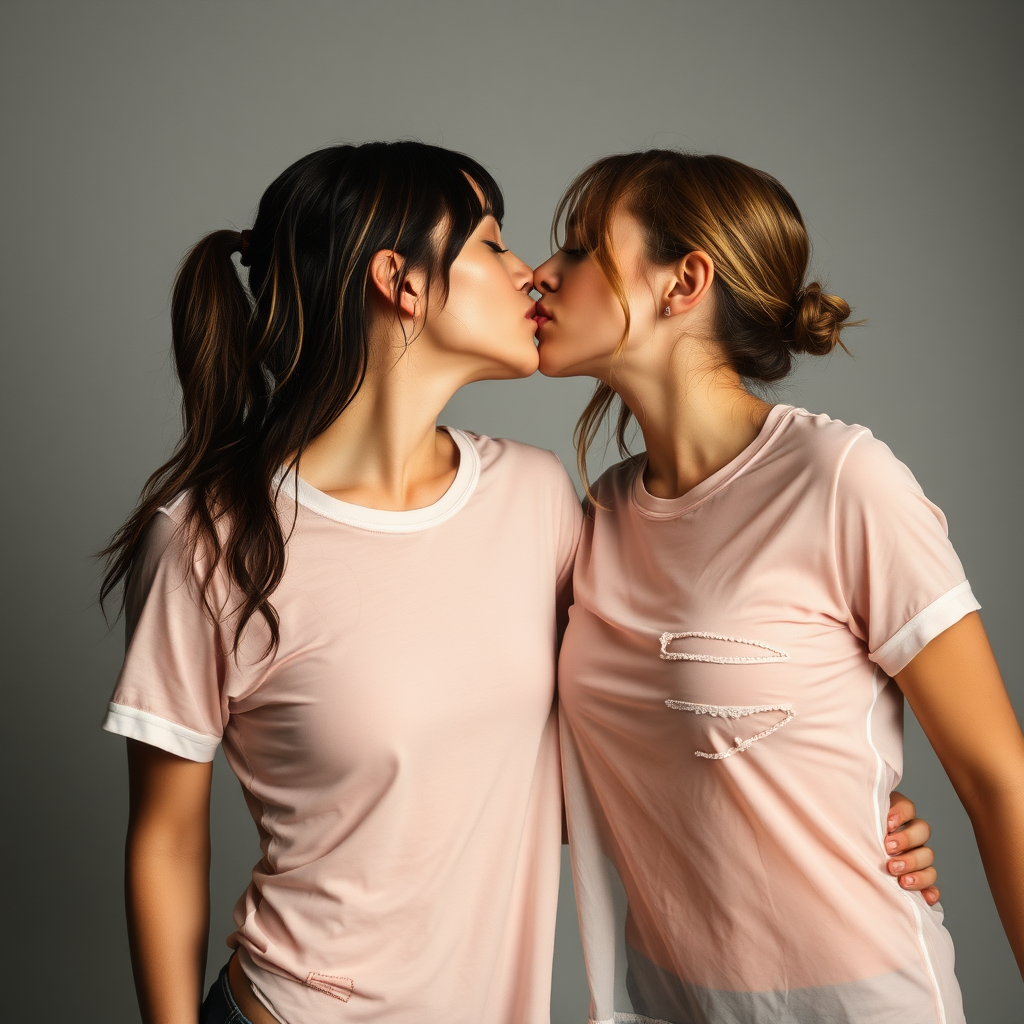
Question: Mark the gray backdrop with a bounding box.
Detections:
[3,1,1021,1020]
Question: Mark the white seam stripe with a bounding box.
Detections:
[866,667,888,848]
[865,667,947,1024]
[102,702,219,762]
[911,898,948,1024]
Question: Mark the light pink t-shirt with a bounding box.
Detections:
[559,406,978,1024]
[103,429,582,1024]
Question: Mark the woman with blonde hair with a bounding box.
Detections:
[535,151,1024,1023]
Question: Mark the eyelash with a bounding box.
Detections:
[559,246,589,259]
[484,241,510,254]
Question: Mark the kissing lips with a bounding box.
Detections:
[531,301,553,330]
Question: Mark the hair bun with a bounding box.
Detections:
[790,282,851,356]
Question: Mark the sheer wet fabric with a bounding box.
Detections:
[559,407,973,1024]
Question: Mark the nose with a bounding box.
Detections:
[508,252,534,293]
[533,255,560,294]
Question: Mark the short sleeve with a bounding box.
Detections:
[833,432,980,677]
[101,510,227,761]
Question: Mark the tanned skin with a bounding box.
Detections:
[896,612,1024,974]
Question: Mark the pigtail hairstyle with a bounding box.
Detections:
[553,151,856,498]
[101,142,504,655]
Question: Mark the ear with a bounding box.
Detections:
[368,249,424,319]
[662,250,715,318]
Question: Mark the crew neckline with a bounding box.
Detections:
[631,404,794,519]
[276,427,481,534]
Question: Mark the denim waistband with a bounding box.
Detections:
[199,961,253,1024]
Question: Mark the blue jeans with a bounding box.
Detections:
[199,962,254,1024]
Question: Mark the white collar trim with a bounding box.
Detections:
[275,427,480,534]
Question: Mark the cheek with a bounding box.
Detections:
[442,260,498,337]
[540,266,625,370]
[438,260,536,368]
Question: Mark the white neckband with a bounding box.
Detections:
[275,427,481,534]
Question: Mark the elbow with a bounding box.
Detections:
[126,813,211,866]
[952,761,1024,820]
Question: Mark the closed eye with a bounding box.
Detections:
[484,240,510,254]
[558,246,589,259]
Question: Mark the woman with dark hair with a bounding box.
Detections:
[101,141,582,1024]
[103,140,935,1024]
[536,151,1024,1023]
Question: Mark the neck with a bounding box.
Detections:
[612,338,772,499]
[295,339,467,511]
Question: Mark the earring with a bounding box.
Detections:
[663,306,671,316]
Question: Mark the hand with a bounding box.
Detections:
[887,791,939,905]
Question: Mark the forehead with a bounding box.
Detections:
[568,202,642,248]
[462,213,500,242]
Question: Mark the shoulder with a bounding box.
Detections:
[772,407,920,496]
[771,406,872,474]
[451,428,578,497]
[123,498,198,634]
[838,431,918,492]
[135,496,189,566]
[589,453,645,507]
[130,490,220,597]
[767,413,935,536]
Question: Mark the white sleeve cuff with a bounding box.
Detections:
[871,580,981,677]
[102,702,220,762]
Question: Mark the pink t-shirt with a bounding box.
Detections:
[559,406,978,1024]
[103,428,582,1024]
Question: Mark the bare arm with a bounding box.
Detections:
[126,739,214,1024]
[895,611,1024,977]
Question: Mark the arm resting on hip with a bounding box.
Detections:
[895,611,1024,979]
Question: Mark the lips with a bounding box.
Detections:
[531,301,553,330]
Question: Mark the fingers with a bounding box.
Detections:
[884,816,932,855]
[893,865,938,893]
[886,816,940,897]
[887,790,916,831]
[887,842,934,873]
[888,844,934,884]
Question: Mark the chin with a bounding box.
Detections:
[488,345,539,381]
[515,350,541,377]
[537,348,572,378]
[509,336,541,376]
